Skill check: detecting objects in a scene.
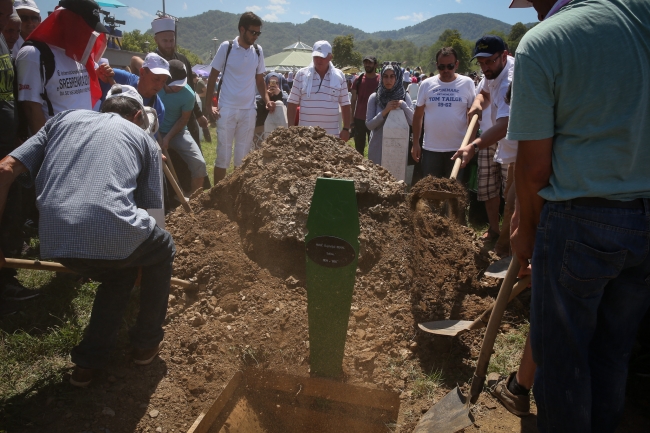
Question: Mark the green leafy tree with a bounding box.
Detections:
[332,34,362,68]
[120,30,204,66]
[121,30,155,53]
[509,22,527,42]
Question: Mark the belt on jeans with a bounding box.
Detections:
[566,197,645,209]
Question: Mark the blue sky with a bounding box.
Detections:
[35,0,538,33]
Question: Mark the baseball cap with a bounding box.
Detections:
[167,60,187,87]
[363,55,377,63]
[58,0,108,34]
[472,35,507,59]
[105,84,150,131]
[509,0,533,8]
[312,40,332,58]
[14,0,40,13]
[143,53,171,77]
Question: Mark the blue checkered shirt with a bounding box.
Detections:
[10,110,163,260]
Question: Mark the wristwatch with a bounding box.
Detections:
[472,142,479,153]
[342,127,349,131]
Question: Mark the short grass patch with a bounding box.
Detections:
[487,322,530,377]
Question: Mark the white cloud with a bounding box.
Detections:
[395,12,425,22]
[246,5,262,12]
[267,4,286,13]
[299,11,310,15]
[269,0,288,4]
[312,14,320,18]
[127,7,153,20]
[455,0,462,3]
[263,13,279,21]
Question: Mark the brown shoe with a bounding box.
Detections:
[132,344,161,365]
[70,366,95,387]
[487,372,531,417]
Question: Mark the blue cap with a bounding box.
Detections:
[472,35,506,59]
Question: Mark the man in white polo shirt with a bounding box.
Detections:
[287,40,351,140]
[203,11,274,183]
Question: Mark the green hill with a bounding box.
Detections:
[171,10,518,61]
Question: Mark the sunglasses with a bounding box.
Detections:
[437,63,455,71]
[18,15,41,23]
[246,28,262,36]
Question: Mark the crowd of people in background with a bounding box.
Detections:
[0,1,649,432]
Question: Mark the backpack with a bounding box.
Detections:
[21,40,55,116]
[16,40,55,139]
[215,40,260,99]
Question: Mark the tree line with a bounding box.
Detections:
[332,23,531,75]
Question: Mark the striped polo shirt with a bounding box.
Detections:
[287,66,350,136]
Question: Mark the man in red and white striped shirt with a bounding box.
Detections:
[287,40,351,140]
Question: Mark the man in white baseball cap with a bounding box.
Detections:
[287,40,351,140]
[12,0,40,56]
[98,53,171,135]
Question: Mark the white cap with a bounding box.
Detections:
[105,84,150,131]
[14,0,40,13]
[509,0,533,8]
[142,53,171,77]
[151,17,175,34]
[312,40,332,58]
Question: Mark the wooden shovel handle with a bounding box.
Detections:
[163,163,193,214]
[469,257,521,403]
[2,258,196,290]
[468,274,531,331]
[450,114,479,180]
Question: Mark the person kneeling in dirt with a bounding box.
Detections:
[0,89,175,387]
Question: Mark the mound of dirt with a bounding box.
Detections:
[153,127,522,433]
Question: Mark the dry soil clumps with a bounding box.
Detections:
[156,127,517,433]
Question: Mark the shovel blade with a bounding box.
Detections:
[413,387,474,433]
[484,256,512,279]
[418,320,473,337]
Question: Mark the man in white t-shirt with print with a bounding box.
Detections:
[411,46,476,179]
[16,0,108,134]
[452,35,516,250]
[287,40,351,140]
[203,11,273,183]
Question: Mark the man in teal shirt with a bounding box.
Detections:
[158,60,207,194]
[507,0,650,431]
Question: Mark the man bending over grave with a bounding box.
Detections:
[0,91,175,387]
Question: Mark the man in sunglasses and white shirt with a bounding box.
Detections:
[204,11,274,183]
[411,46,476,179]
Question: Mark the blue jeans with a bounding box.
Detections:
[531,199,650,433]
[59,226,175,369]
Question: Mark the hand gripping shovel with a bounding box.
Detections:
[413,257,521,433]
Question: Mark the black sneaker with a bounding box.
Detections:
[1,278,40,301]
[0,300,19,316]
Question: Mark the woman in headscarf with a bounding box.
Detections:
[365,63,415,165]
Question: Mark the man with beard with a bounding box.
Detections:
[350,55,379,156]
[132,17,210,186]
[452,35,516,247]
[204,12,273,183]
